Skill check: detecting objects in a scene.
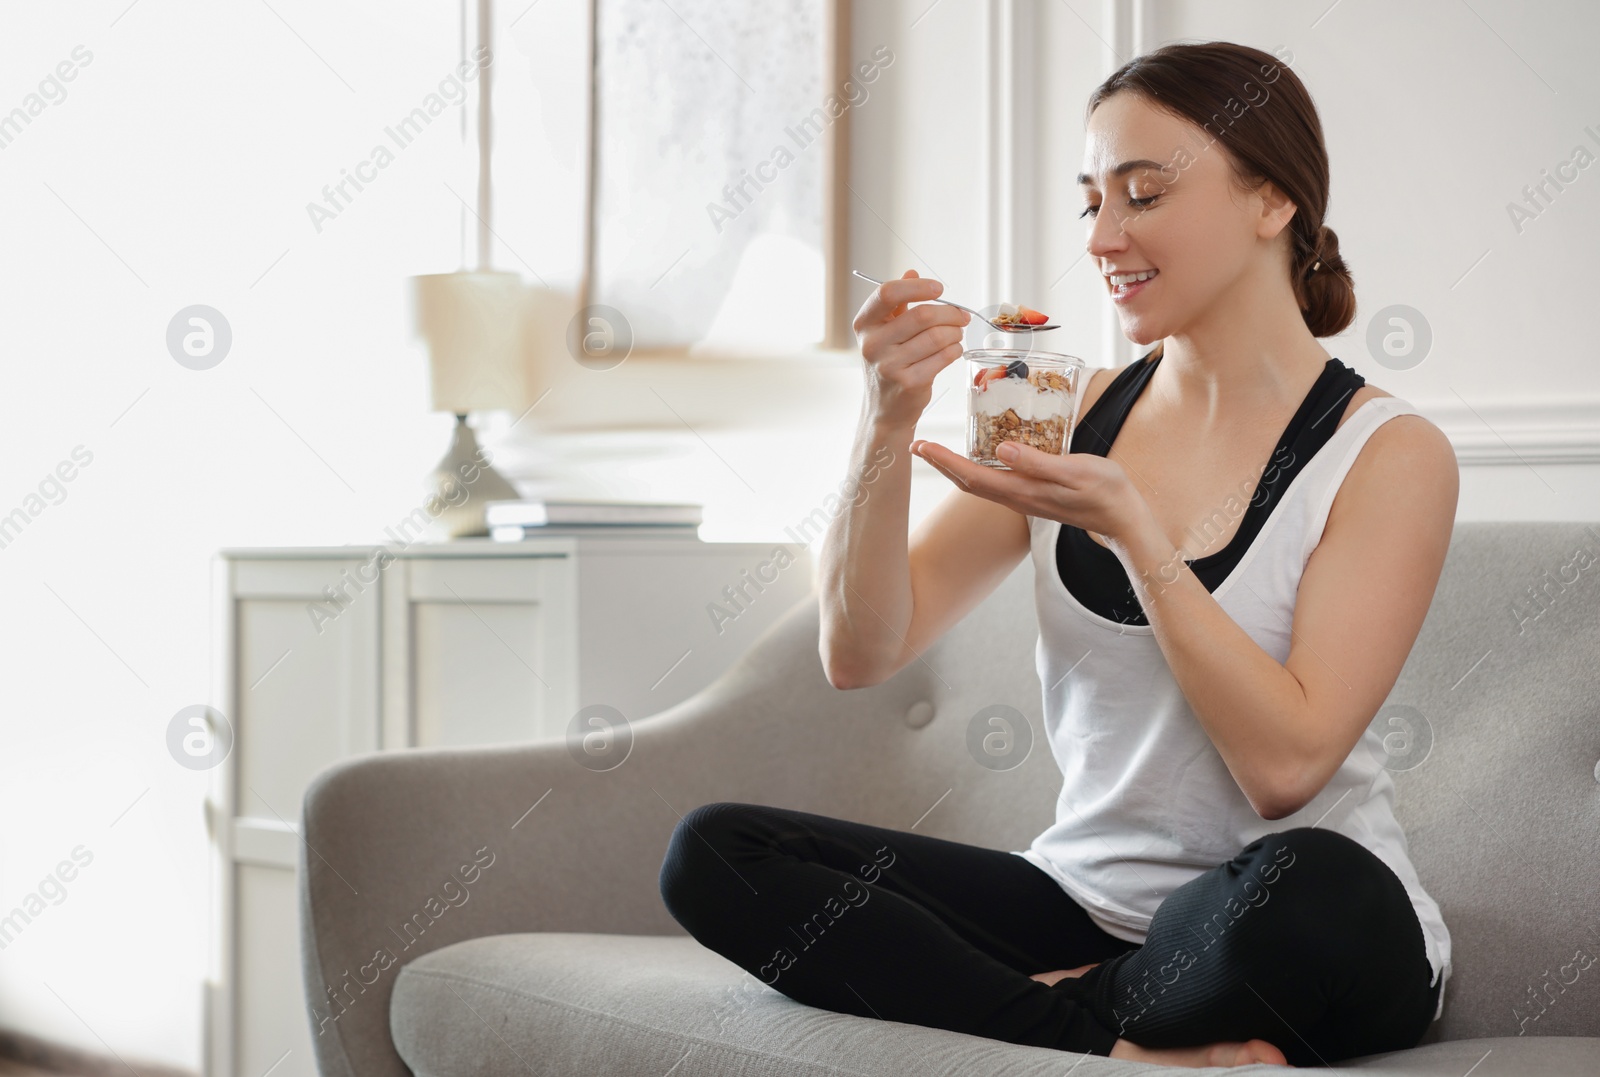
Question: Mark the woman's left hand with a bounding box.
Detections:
[911,438,1152,546]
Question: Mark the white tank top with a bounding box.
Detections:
[1012,381,1452,1022]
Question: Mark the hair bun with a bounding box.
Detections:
[1309,223,1347,275]
[1300,223,1353,338]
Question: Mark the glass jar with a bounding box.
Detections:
[965,347,1084,468]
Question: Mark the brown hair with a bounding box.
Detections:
[1085,41,1355,338]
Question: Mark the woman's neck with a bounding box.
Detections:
[1143,246,1332,426]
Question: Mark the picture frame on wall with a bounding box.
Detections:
[577,0,854,357]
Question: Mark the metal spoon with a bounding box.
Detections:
[851,269,1059,332]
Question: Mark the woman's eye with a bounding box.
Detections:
[1079,195,1158,219]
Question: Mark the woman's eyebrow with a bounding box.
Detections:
[1077,159,1166,186]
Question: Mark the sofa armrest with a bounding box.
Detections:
[300,703,764,1072]
[297,736,672,1077]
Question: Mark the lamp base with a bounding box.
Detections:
[427,413,521,539]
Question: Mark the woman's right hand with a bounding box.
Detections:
[852,269,972,428]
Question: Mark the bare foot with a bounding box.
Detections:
[1111,1036,1291,1067]
[1029,962,1101,987]
[1031,965,1291,1066]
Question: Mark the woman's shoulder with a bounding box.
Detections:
[1336,380,1447,444]
[1331,380,1458,517]
[1335,382,1391,432]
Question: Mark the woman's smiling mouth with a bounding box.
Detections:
[1108,268,1159,302]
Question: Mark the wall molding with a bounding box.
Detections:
[985,0,1037,304]
[1412,395,1600,466]
[912,393,1600,467]
[1098,0,1144,372]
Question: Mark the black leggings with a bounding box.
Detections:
[658,801,1441,1066]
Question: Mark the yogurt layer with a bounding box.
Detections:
[971,376,1070,422]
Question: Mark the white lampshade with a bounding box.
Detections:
[410,270,557,414]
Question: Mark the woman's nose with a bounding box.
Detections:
[1086,205,1131,258]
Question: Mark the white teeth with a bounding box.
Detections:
[1109,269,1158,288]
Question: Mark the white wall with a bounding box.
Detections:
[0,1,1594,1072]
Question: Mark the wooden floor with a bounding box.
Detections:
[0,1032,196,1077]
[0,1060,83,1077]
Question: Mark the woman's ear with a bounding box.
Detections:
[1254,179,1298,241]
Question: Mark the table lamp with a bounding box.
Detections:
[409,269,550,539]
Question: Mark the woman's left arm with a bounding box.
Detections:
[1109,416,1460,820]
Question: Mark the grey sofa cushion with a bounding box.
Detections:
[390,932,1600,1076]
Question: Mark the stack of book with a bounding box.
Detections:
[483,499,704,541]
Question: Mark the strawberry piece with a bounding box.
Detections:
[1017,306,1048,325]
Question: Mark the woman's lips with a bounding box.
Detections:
[1111,272,1156,304]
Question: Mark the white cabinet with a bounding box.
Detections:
[206,533,814,1077]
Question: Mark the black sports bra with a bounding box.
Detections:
[1057,349,1367,626]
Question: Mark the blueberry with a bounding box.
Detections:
[1005,359,1028,379]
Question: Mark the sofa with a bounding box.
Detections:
[299,520,1600,1075]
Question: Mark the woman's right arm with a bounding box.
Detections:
[817,271,1030,690]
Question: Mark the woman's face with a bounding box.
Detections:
[1078,91,1285,346]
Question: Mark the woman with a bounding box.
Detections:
[659,41,1457,1068]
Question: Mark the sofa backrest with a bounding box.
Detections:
[1376,521,1600,1043]
[782,520,1599,1044]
